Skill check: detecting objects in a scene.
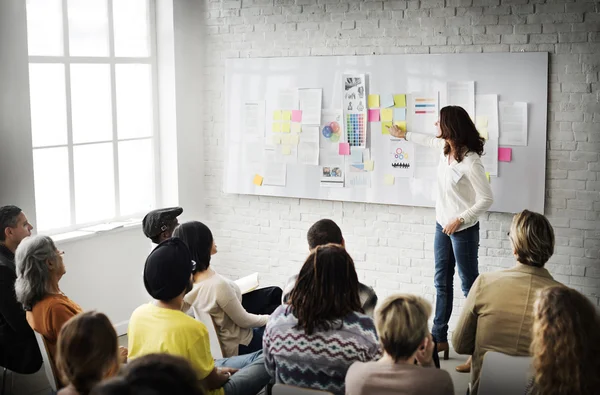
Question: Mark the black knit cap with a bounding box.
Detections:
[143,238,194,301]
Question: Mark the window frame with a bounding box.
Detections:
[27,0,161,234]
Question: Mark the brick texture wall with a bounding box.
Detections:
[199,0,600,326]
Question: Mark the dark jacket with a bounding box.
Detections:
[0,244,42,373]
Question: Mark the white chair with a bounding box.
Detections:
[33,332,58,391]
[194,310,224,359]
[477,351,533,395]
[272,384,334,395]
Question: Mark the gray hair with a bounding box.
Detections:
[15,235,58,311]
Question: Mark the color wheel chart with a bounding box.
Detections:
[414,97,437,114]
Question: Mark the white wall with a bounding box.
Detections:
[196,0,600,332]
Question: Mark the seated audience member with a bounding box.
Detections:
[90,354,205,395]
[56,311,125,395]
[525,286,600,395]
[282,219,377,316]
[15,235,83,366]
[263,244,380,395]
[0,205,42,374]
[142,207,183,244]
[174,221,281,357]
[346,294,454,395]
[127,238,270,395]
[452,210,562,395]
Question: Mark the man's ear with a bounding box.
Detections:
[341,238,346,248]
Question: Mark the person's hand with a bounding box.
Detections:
[118,346,128,364]
[389,125,407,139]
[218,367,239,376]
[415,334,434,367]
[443,218,462,235]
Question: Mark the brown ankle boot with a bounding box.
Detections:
[456,356,472,373]
[437,342,450,360]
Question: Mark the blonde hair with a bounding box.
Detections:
[56,311,120,395]
[375,294,432,362]
[509,210,555,267]
[530,286,600,395]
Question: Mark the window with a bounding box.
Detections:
[26,0,158,232]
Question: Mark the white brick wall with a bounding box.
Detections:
[200,0,600,321]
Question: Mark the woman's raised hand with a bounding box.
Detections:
[389,124,407,139]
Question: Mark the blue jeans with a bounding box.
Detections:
[215,350,271,395]
[432,222,480,343]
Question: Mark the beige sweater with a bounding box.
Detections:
[184,271,269,357]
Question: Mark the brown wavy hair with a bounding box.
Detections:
[288,243,362,335]
[530,286,600,395]
[438,105,485,162]
[56,311,120,395]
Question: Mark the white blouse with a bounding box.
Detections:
[406,131,494,230]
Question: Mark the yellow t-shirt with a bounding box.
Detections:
[128,303,224,395]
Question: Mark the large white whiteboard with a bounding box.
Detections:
[224,53,548,214]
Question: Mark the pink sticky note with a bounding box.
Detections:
[339,142,350,155]
[498,147,512,162]
[291,110,302,123]
[368,109,380,122]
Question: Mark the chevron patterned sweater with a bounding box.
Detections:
[263,305,380,395]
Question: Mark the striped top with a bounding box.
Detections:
[263,305,380,395]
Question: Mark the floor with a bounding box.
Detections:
[2,339,470,395]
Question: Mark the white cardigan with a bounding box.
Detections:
[406,131,494,230]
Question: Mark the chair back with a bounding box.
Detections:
[33,331,58,391]
[272,384,334,395]
[478,351,533,395]
[194,310,224,359]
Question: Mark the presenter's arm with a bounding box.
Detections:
[389,125,445,150]
[459,159,494,223]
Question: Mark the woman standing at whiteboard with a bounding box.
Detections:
[389,106,493,372]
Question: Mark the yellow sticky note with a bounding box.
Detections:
[384,174,395,186]
[479,128,489,140]
[382,121,392,135]
[368,95,380,108]
[282,145,292,155]
[253,174,263,186]
[364,160,374,171]
[291,123,302,133]
[281,135,292,145]
[272,135,282,145]
[394,120,407,132]
[273,111,282,121]
[272,123,281,132]
[282,122,291,133]
[381,108,394,122]
[394,94,406,108]
[282,111,292,121]
[291,134,300,145]
[486,172,490,182]
[476,116,488,128]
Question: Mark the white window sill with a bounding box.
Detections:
[51,220,143,245]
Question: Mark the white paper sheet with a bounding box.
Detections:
[275,144,298,164]
[345,164,372,188]
[499,101,528,146]
[408,92,439,136]
[276,89,298,110]
[299,89,322,125]
[475,94,499,176]
[389,139,415,178]
[443,81,475,120]
[263,150,287,186]
[243,101,265,140]
[301,125,320,144]
[298,142,319,165]
[234,273,259,294]
[244,141,264,163]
